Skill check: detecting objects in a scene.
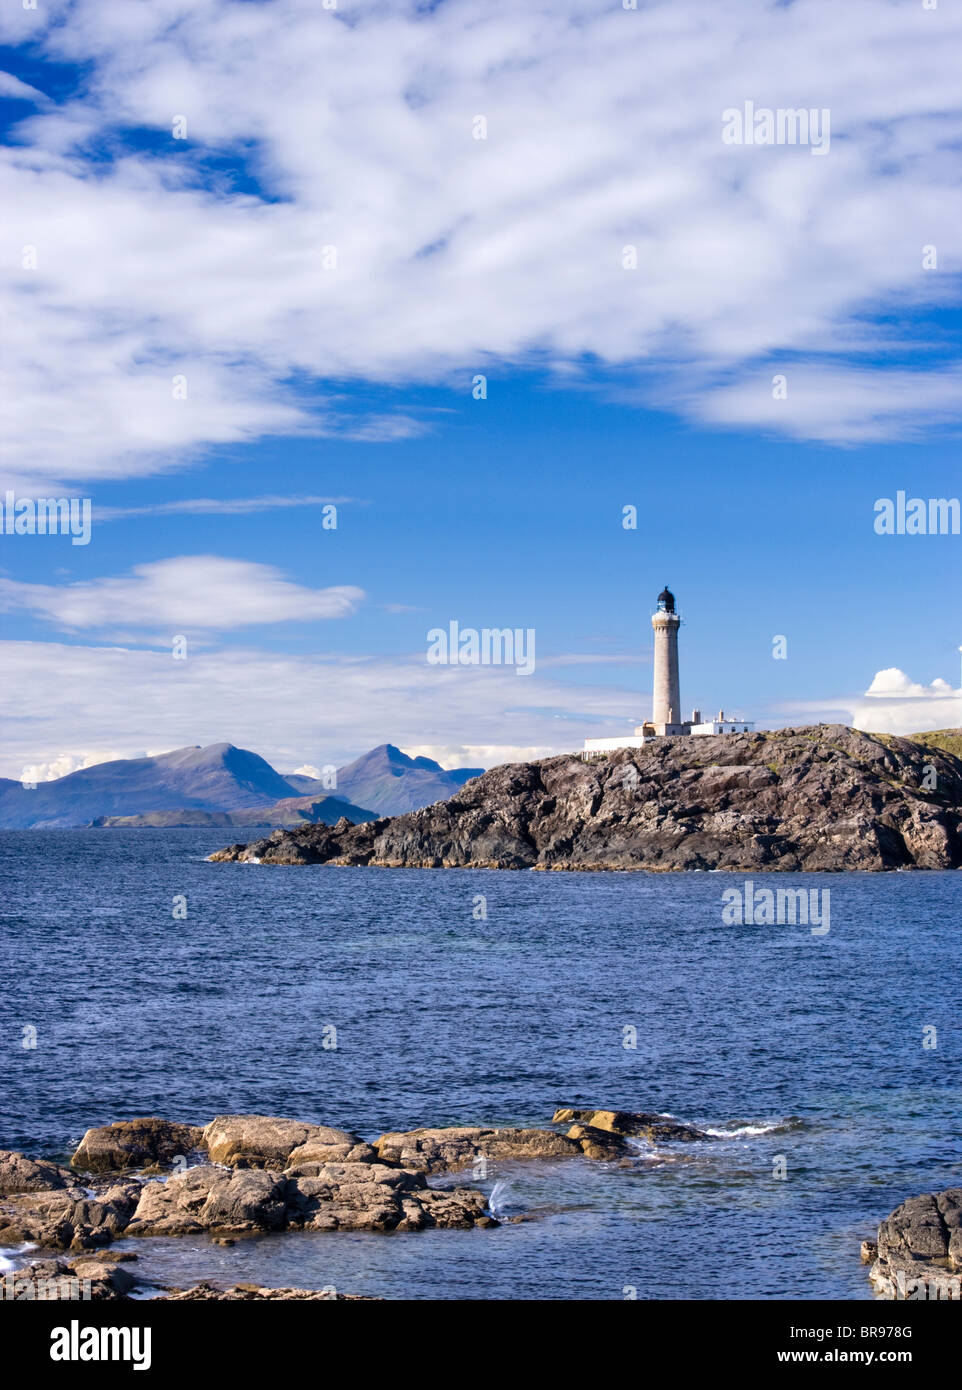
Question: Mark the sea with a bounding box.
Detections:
[0,829,959,1300]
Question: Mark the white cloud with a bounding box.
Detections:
[685,365,962,445]
[0,0,960,485]
[0,556,364,632]
[18,750,133,783]
[781,666,962,735]
[0,71,50,104]
[402,744,560,770]
[852,667,961,734]
[0,637,648,778]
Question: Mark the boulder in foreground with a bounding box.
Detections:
[71,1118,205,1172]
[0,1150,80,1194]
[866,1188,962,1299]
[202,1114,375,1169]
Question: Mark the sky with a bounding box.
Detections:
[0,0,960,781]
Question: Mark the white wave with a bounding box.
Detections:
[0,1241,37,1272]
[704,1121,786,1138]
[487,1179,511,1217]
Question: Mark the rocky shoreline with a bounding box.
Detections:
[2,1110,957,1300]
[210,726,962,873]
[0,1112,706,1295]
[0,1108,708,1299]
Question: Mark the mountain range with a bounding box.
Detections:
[0,742,482,829]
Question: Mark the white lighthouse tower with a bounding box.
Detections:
[650,585,682,732]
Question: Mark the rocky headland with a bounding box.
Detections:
[210,726,962,872]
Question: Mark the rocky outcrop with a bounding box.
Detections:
[202,1114,374,1169]
[0,1181,141,1252]
[866,1188,962,1299]
[0,1252,139,1301]
[0,1150,80,1194]
[127,1166,290,1236]
[0,1153,493,1245]
[92,794,377,830]
[373,1125,601,1173]
[125,1162,493,1235]
[0,1099,713,1261]
[552,1108,707,1143]
[210,726,962,872]
[0,1254,370,1301]
[71,1118,205,1172]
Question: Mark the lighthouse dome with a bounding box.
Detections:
[657,586,676,612]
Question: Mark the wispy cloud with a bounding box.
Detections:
[0,0,959,487]
[0,556,365,632]
[95,495,360,521]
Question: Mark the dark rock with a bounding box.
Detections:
[563,1123,631,1160]
[0,1150,80,1194]
[71,1118,205,1172]
[866,1188,962,1299]
[210,726,962,872]
[552,1107,707,1143]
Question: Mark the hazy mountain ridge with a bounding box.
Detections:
[0,744,299,829]
[0,741,481,829]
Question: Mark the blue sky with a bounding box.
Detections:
[0,0,960,779]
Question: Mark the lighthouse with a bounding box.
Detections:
[651,585,682,729]
[580,583,754,756]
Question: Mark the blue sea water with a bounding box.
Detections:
[0,829,960,1300]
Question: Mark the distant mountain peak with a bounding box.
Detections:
[335,743,483,817]
[0,741,303,829]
